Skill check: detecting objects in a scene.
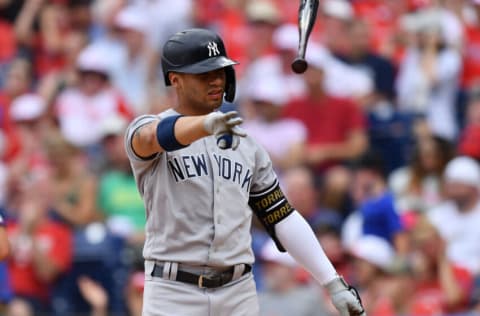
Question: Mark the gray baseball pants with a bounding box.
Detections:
[142,261,260,316]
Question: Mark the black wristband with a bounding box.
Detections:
[156,115,188,152]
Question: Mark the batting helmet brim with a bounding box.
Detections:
[164,56,238,84]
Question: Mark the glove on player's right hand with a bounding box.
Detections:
[204,111,247,150]
[326,276,366,316]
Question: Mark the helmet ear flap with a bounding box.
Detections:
[224,66,236,103]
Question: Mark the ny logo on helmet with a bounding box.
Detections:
[207,41,220,57]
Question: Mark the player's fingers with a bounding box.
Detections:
[226,116,242,126]
[231,126,247,137]
[231,135,240,150]
[223,111,239,120]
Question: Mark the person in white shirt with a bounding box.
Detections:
[428,156,480,275]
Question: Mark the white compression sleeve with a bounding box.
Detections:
[274,211,338,285]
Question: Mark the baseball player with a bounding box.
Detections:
[125,28,365,316]
[0,214,9,260]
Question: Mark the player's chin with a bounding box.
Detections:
[206,96,223,109]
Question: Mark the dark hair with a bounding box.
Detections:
[408,135,454,191]
[350,151,386,179]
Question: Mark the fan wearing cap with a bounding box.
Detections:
[348,235,397,316]
[8,94,53,200]
[110,5,152,115]
[428,156,480,275]
[55,45,132,148]
[125,28,365,316]
[242,76,306,173]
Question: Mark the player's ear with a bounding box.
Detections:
[169,72,181,88]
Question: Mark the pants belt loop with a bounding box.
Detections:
[232,264,245,281]
[169,262,178,281]
[162,262,171,280]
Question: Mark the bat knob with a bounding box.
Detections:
[291,58,308,74]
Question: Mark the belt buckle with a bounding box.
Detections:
[198,274,205,288]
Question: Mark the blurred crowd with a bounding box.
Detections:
[0,0,480,315]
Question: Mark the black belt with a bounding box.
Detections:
[151,264,252,289]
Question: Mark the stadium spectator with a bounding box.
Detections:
[5,299,34,316]
[0,58,34,161]
[352,0,408,60]
[282,44,368,173]
[97,115,145,247]
[45,132,101,228]
[125,267,144,316]
[459,0,480,89]
[54,45,132,149]
[348,235,397,316]
[343,153,408,256]
[314,222,351,283]
[110,5,153,115]
[77,276,109,316]
[14,0,71,77]
[36,30,88,106]
[242,77,306,174]
[6,178,72,314]
[7,94,52,209]
[343,18,397,106]
[396,8,462,141]
[0,212,9,261]
[389,135,454,214]
[281,165,342,228]
[428,156,480,275]
[343,18,413,173]
[0,57,32,107]
[240,23,308,110]
[458,87,480,161]
[258,239,328,316]
[409,216,473,315]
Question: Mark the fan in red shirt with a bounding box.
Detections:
[352,0,409,61]
[6,178,72,313]
[282,52,368,173]
[282,47,368,212]
[461,1,480,89]
[408,216,473,316]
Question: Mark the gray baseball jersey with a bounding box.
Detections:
[125,109,277,267]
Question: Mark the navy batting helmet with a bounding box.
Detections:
[161,28,238,102]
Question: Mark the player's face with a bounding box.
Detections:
[175,68,226,114]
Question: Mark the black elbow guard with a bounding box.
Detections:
[249,180,294,252]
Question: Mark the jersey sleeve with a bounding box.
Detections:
[248,140,294,251]
[124,114,160,162]
[0,214,4,227]
[249,141,278,193]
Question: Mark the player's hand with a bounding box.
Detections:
[204,111,247,150]
[325,276,366,316]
